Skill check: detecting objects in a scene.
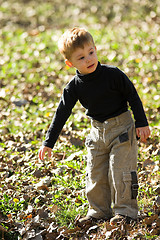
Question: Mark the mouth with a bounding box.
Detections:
[87,63,95,69]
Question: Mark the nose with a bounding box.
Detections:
[86,56,91,63]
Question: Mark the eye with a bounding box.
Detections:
[79,56,84,60]
[89,51,94,55]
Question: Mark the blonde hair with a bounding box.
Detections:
[58,27,95,60]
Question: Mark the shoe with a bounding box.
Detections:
[75,215,96,227]
[75,215,110,227]
[110,214,133,225]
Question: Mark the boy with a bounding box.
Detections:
[39,27,150,225]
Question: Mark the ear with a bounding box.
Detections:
[65,59,73,67]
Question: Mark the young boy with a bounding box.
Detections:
[39,27,150,225]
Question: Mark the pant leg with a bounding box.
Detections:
[108,113,138,219]
[85,124,112,219]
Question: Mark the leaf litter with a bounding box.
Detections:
[0,0,160,239]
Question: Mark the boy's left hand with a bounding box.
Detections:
[136,126,151,143]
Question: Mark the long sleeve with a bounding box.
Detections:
[43,80,78,149]
[116,68,148,128]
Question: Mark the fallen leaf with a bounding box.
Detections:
[0,225,7,232]
[45,232,58,240]
[38,208,48,219]
[144,214,158,225]
[48,204,58,214]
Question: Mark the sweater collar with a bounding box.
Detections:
[76,61,102,82]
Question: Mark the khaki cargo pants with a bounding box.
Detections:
[85,111,138,219]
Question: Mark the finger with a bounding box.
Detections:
[143,130,150,141]
[142,132,149,142]
[140,131,145,142]
[41,149,45,160]
[136,129,140,137]
[144,131,148,140]
[48,150,52,158]
[40,150,44,161]
[39,149,45,161]
[39,149,42,160]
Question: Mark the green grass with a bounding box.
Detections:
[0,0,159,239]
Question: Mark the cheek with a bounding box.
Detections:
[79,62,85,67]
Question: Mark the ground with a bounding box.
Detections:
[0,0,160,239]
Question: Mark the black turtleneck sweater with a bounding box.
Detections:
[43,62,148,148]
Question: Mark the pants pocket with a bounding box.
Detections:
[131,171,139,199]
[85,126,99,148]
[122,171,139,200]
[122,172,132,199]
[85,126,100,171]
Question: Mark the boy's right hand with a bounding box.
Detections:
[39,145,52,161]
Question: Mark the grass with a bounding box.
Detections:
[0,0,159,239]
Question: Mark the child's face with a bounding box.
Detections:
[65,43,98,75]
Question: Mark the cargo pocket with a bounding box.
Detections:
[122,172,132,199]
[122,171,139,200]
[131,171,139,199]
